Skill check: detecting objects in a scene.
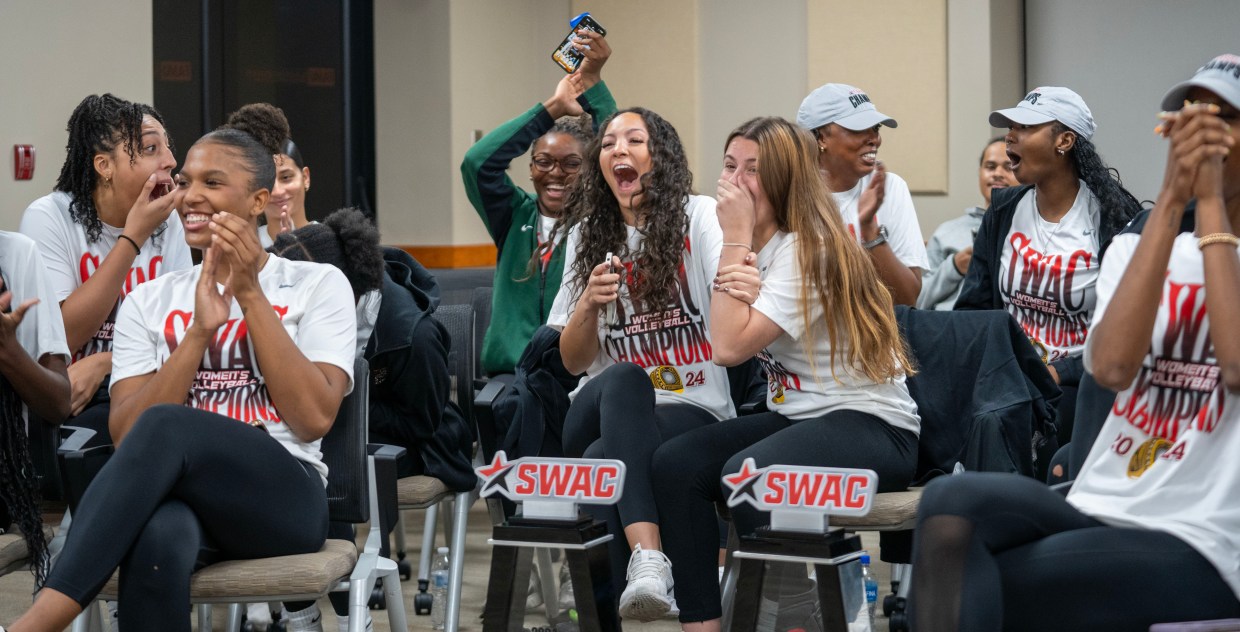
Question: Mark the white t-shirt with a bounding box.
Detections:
[111,256,357,482]
[832,172,928,270]
[18,191,192,362]
[998,183,1100,363]
[547,195,734,421]
[750,231,920,433]
[1070,230,1240,600]
[0,231,71,431]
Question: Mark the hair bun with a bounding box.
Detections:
[223,103,290,156]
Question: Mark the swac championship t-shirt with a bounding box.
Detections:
[1070,230,1240,600]
[111,256,357,482]
[997,183,1100,363]
[19,191,192,362]
[0,231,71,431]
[750,231,920,433]
[548,195,734,421]
[832,171,929,270]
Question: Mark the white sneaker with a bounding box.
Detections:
[526,566,545,611]
[617,544,674,622]
[282,603,324,632]
[246,602,273,631]
[557,558,575,612]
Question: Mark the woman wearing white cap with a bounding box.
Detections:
[956,86,1140,478]
[796,83,928,306]
[908,56,1240,631]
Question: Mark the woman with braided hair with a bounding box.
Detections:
[546,107,732,622]
[0,230,72,589]
[18,94,191,448]
[5,121,356,632]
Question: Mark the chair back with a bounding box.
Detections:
[321,357,370,525]
[433,304,477,428]
[470,286,492,381]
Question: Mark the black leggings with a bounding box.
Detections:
[652,409,918,623]
[562,362,718,592]
[46,405,328,631]
[910,472,1240,632]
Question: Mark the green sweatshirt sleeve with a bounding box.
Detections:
[461,104,554,253]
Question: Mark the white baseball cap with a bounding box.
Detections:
[797,83,898,132]
[1161,54,1240,111]
[989,87,1096,140]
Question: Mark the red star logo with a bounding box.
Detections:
[723,458,766,507]
[723,458,761,489]
[477,452,511,479]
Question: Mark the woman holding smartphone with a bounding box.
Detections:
[19,94,190,446]
[5,124,356,632]
[651,117,919,630]
[547,107,733,622]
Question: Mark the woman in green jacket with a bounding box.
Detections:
[461,29,616,375]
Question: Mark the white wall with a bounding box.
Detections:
[1025,0,1237,204]
[0,0,153,231]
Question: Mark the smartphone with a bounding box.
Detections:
[552,13,606,74]
[602,251,616,324]
[603,251,614,273]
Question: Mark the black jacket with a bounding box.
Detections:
[365,248,474,492]
[955,184,1127,387]
[492,326,580,459]
[897,306,1062,480]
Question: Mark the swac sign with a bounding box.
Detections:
[477,451,626,505]
[723,458,876,532]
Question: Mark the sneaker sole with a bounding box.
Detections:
[619,592,672,622]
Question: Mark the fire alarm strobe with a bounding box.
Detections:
[724,458,877,534]
[14,144,35,180]
[476,451,626,520]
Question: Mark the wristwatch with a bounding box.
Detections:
[862,225,888,250]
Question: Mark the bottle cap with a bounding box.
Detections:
[860,554,871,564]
[438,546,450,554]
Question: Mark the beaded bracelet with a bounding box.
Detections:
[1198,232,1240,250]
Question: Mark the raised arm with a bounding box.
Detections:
[711,179,784,366]
[54,177,180,351]
[1087,103,1230,390]
[0,291,70,423]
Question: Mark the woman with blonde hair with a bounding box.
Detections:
[651,116,920,630]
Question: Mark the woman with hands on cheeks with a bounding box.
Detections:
[18,94,191,446]
[908,55,1240,632]
[652,117,920,631]
[5,125,357,632]
[546,107,733,622]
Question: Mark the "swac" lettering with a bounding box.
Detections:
[761,472,868,509]
[512,463,620,500]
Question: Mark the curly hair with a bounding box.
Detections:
[727,117,914,383]
[1052,123,1141,236]
[269,207,384,299]
[548,107,693,312]
[0,370,48,589]
[54,94,170,244]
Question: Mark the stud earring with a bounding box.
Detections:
[1057,148,1065,156]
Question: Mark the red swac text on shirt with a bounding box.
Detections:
[73,254,168,362]
[1112,280,1225,447]
[1001,232,1093,357]
[162,304,290,426]
[600,244,715,377]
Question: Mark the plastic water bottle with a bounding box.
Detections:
[861,554,878,629]
[431,546,450,630]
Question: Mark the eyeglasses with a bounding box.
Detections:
[531,156,584,174]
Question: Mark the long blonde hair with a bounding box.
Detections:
[726,117,914,382]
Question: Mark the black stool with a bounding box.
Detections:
[728,527,865,632]
[483,513,620,632]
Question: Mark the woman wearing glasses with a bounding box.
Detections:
[461,30,615,375]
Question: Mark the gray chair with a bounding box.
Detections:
[391,302,477,632]
[64,358,407,632]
